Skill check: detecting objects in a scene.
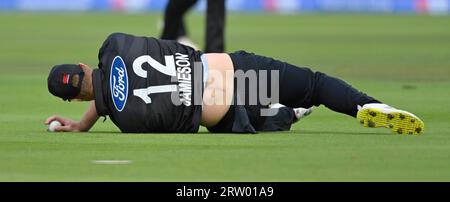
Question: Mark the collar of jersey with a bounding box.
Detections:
[92,69,109,116]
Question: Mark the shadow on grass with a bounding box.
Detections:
[44,130,387,136]
[86,131,123,134]
[89,131,207,135]
[296,129,387,136]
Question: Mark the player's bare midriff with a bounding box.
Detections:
[200,53,234,128]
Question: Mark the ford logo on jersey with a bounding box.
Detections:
[110,56,128,112]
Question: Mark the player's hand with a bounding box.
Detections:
[44,115,82,132]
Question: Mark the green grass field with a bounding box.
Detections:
[0,13,449,181]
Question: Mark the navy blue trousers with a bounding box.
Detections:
[208,51,380,132]
[160,0,226,53]
[231,51,379,115]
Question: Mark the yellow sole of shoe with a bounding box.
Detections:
[356,108,425,135]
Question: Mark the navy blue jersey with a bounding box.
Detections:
[92,33,203,133]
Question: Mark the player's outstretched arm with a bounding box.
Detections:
[45,101,99,132]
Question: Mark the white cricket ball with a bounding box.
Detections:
[48,120,62,132]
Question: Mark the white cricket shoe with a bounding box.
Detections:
[357,103,425,135]
[269,103,313,123]
[177,36,200,51]
[293,107,313,123]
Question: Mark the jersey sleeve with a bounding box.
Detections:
[97,33,125,70]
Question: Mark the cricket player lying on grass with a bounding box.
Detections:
[45,33,424,134]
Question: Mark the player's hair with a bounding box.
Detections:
[70,75,80,88]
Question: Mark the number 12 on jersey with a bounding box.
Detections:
[132,55,178,104]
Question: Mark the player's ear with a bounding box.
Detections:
[78,63,91,70]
